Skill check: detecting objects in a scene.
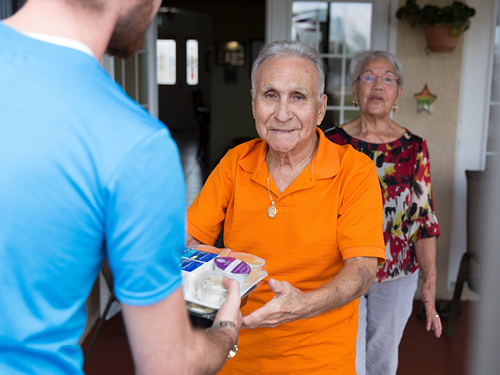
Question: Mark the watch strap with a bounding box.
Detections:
[208,321,239,359]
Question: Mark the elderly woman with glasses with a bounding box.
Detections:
[325,51,442,375]
[186,41,387,374]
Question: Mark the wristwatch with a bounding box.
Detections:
[208,321,239,359]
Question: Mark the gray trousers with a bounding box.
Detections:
[356,271,419,375]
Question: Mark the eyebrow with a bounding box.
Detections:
[291,84,308,93]
[363,69,395,75]
[261,83,310,94]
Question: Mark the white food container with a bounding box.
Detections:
[196,270,228,308]
[228,252,266,283]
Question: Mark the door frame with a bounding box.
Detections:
[101,16,159,119]
[265,0,399,54]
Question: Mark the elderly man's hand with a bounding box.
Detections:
[241,278,311,329]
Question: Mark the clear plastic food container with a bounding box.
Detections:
[196,271,228,308]
[229,252,266,283]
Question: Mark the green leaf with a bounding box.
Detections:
[396,0,476,33]
[450,26,462,37]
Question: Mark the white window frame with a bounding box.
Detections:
[266,0,398,126]
[448,0,498,290]
[266,0,399,52]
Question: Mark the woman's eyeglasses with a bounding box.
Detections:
[358,73,399,85]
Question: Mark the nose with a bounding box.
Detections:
[274,98,293,122]
[372,76,384,88]
[371,77,385,91]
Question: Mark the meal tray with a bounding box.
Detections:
[185,270,268,310]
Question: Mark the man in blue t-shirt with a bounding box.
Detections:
[0,1,241,374]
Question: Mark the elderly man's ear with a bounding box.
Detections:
[251,89,255,117]
[316,94,328,126]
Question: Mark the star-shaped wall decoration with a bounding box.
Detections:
[414,84,437,114]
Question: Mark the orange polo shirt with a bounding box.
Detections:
[187,129,385,375]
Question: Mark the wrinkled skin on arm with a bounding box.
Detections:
[414,236,442,338]
[241,256,377,329]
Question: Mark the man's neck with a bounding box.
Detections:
[21,31,95,58]
[3,0,115,61]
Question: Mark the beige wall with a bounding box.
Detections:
[394,0,475,300]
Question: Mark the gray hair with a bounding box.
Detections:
[251,40,325,101]
[350,50,404,87]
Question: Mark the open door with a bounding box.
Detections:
[156,8,213,136]
[266,0,397,129]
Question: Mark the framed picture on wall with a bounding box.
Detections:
[216,41,246,67]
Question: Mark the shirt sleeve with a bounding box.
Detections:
[409,138,441,244]
[104,129,186,306]
[337,148,386,264]
[187,152,234,244]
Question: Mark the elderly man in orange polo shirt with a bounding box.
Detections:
[186,40,386,375]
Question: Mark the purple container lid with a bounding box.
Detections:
[214,257,251,275]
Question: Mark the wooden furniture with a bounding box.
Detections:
[445,170,484,338]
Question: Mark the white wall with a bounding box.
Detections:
[448,0,497,291]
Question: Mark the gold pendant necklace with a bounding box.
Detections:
[266,169,281,218]
[266,139,318,218]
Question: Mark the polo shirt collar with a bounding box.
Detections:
[239,128,340,188]
[312,128,340,179]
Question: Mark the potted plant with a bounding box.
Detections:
[396,0,476,52]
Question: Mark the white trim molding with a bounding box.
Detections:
[448,0,497,290]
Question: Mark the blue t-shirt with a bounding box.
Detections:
[0,22,186,374]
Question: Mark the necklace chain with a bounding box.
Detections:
[266,139,319,218]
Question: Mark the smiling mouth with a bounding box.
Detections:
[271,129,295,133]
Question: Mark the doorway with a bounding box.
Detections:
[266,0,396,130]
[156,8,213,137]
[156,8,213,203]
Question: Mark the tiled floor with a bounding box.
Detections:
[398,301,477,375]
[81,300,477,375]
[170,130,208,208]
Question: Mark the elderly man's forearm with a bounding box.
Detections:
[300,256,377,319]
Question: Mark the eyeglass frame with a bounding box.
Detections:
[357,72,399,86]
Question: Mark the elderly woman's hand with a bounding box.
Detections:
[241,278,312,329]
[421,278,442,338]
[414,237,442,338]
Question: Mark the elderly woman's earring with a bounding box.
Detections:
[392,104,398,114]
[353,100,358,108]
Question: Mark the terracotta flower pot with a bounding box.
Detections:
[422,24,462,53]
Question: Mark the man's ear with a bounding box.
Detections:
[251,90,255,118]
[316,94,328,125]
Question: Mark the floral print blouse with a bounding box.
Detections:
[325,126,440,282]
